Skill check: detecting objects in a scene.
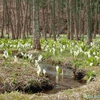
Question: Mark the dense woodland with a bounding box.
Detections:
[0,1,100,99]
[0,0,100,49]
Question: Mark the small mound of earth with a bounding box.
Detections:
[16,78,54,93]
[0,77,54,94]
[73,69,86,80]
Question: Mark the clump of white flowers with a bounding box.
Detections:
[60,48,63,53]
[90,63,93,66]
[14,56,18,62]
[38,55,43,61]
[0,43,4,48]
[37,65,42,77]
[35,60,39,67]
[95,56,99,61]
[52,48,55,55]
[56,65,61,75]
[74,50,79,57]
[43,69,46,76]
[28,54,32,60]
[3,51,9,59]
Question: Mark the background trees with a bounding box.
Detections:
[0,0,100,49]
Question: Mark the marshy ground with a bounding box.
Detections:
[0,51,100,100]
[0,38,100,100]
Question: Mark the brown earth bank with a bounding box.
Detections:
[0,51,86,94]
[30,77,100,100]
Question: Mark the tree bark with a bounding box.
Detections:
[33,0,41,50]
[86,0,92,44]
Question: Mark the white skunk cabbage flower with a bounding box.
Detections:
[93,52,96,55]
[43,69,46,76]
[14,56,18,62]
[35,60,38,67]
[61,69,64,75]
[37,65,41,77]
[38,55,43,61]
[79,47,83,53]
[74,50,79,57]
[28,54,32,60]
[63,45,65,50]
[56,66,61,75]
[70,49,73,54]
[60,48,63,53]
[90,63,93,66]
[95,56,99,61]
[3,51,9,59]
[52,48,55,55]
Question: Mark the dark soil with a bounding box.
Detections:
[15,78,54,94]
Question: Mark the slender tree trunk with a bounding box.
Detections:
[57,0,61,37]
[78,0,82,39]
[33,0,41,50]
[66,0,70,39]
[45,1,49,37]
[51,0,56,41]
[69,0,74,40]
[22,0,28,39]
[86,0,92,44]
[93,1,98,38]
[42,3,47,39]
[16,0,21,39]
[1,0,5,38]
[73,0,79,40]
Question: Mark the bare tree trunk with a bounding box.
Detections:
[73,0,79,40]
[1,0,5,38]
[69,0,74,40]
[66,0,70,39]
[42,1,47,39]
[51,0,56,41]
[86,0,92,44]
[45,1,49,38]
[33,0,41,50]
[93,1,98,38]
[16,0,21,39]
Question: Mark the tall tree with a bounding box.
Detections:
[73,0,79,40]
[93,0,99,38]
[1,0,6,38]
[66,0,70,39]
[50,0,56,41]
[86,0,92,44]
[16,0,21,39]
[69,0,74,40]
[57,0,62,36]
[33,0,41,50]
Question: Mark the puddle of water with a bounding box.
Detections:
[40,63,83,94]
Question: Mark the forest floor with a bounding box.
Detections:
[0,37,100,100]
[0,51,100,100]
